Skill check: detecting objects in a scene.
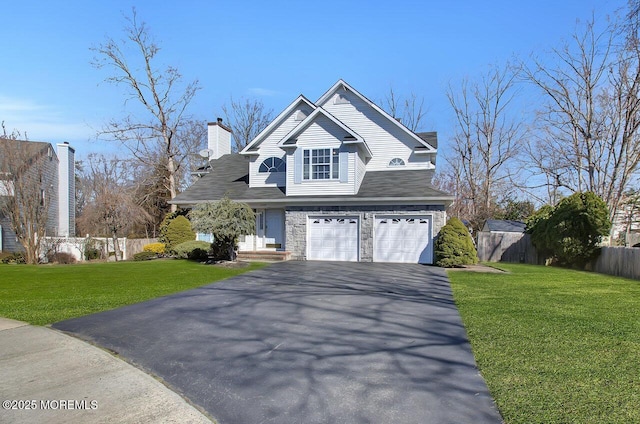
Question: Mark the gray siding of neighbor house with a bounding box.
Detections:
[286,205,446,262]
[44,152,59,237]
[0,145,59,254]
[0,216,21,252]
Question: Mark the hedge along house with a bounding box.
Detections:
[171,80,453,264]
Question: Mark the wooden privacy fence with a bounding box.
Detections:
[476,232,540,264]
[593,247,640,280]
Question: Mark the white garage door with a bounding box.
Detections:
[308,216,359,261]
[374,215,432,264]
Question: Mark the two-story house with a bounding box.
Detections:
[0,139,75,253]
[171,80,452,264]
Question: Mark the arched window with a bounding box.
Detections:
[389,158,405,167]
[259,157,286,173]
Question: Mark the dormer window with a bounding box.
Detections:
[389,158,405,167]
[259,157,286,173]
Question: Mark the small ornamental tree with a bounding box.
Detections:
[434,217,478,267]
[527,192,611,268]
[189,197,255,261]
[164,215,195,250]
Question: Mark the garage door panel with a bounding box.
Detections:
[374,215,432,264]
[308,217,359,262]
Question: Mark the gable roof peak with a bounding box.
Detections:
[316,80,437,152]
[240,95,316,154]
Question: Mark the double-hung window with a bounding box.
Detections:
[303,148,340,180]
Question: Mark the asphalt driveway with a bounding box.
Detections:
[53,261,502,424]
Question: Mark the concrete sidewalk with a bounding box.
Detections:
[0,318,212,424]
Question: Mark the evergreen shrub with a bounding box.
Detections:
[164,215,195,249]
[172,240,211,261]
[434,217,478,267]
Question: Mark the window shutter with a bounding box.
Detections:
[339,150,348,183]
[294,149,302,184]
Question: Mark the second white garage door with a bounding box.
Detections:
[307,216,359,261]
[374,215,433,264]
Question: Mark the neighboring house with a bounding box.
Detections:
[482,219,526,233]
[610,196,640,246]
[0,140,75,253]
[172,80,453,264]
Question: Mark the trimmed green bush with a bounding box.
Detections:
[143,242,166,255]
[527,192,611,268]
[164,215,195,249]
[172,240,211,261]
[434,217,478,267]
[133,251,158,261]
[158,210,189,245]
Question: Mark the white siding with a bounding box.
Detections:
[249,108,308,188]
[56,143,75,237]
[249,141,287,188]
[286,116,356,196]
[319,91,433,171]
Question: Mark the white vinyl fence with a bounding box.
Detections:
[42,237,157,262]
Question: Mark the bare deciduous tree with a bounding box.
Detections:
[0,128,57,263]
[382,86,428,132]
[91,8,201,212]
[76,154,151,260]
[524,12,640,228]
[221,97,273,151]
[445,64,525,229]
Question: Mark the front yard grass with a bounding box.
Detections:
[0,260,266,325]
[448,263,640,424]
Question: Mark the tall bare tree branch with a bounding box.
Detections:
[91,8,201,212]
[221,97,273,151]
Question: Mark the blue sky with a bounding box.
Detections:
[0,0,620,159]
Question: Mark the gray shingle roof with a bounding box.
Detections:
[171,154,452,206]
[484,220,526,233]
[416,132,437,149]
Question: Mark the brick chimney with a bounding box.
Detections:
[207,117,232,159]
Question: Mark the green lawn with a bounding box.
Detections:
[448,263,640,424]
[0,260,266,325]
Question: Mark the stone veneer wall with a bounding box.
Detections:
[285,205,447,262]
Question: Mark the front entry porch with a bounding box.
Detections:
[237,208,286,253]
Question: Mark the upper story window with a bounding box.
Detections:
[259,157,286,173]
[303,148,340,180]
[389,158,405,167]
